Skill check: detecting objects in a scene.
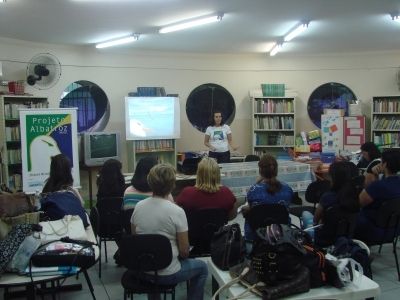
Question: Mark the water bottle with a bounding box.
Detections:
[301,211,315,241]
[8,235,41,273]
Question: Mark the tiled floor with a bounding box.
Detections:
[2,238,400,299]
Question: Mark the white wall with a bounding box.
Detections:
[1,37,399,198]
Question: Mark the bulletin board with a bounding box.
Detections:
[344,116,365,151]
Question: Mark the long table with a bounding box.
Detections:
[219,160,313,199]
[209,258,380,300]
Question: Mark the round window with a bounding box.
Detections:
[60,80,109,132]
[186,83,236,132]
[307,82,357,128]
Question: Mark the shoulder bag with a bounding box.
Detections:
[38,215,88,245]
[211,223,245,271]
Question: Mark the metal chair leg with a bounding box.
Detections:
[104,240,108,263]
[392,239,400,281]
[83,269,96,300]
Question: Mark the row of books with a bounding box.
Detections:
[135,139,174,152]
[134,87,166,97]
[373,133,400,147]
[7,148,21,164]
[4,102,47,119]
[373,99,400,113]
[372,117,400,130]
[8,173,22,192]
[254,133,294,146]
[5,126,20,141]
[254,116,294,130]
[254,99,294,114]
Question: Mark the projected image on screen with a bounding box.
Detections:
[125,97,180,140]
[90,134,117,158]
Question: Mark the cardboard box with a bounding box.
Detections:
[349,104,362,116]
[323,108,345,116]
[295,145,310,153]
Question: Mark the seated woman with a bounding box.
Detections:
[354,149,400,243]
[242,154,293,242]
[123,156,173,210]
[131,164,208,300]
[310,161,360,245]
[176,157,237,220]
[356,142,381,186]
[41,154,88,227]
[96,158,125,203]
[42,153,84,204]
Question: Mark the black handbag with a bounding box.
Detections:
[226,260,310,300]
[210,223,245,270]
[251,224,306,285]
[31,241,95,269]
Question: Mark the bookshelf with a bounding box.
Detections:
[127,139,177,171]
[251,96,296,156]
[0,95,48,191]
[371,96,400,149]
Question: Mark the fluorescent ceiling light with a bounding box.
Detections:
[269,43,282,56]
[96,34,139,49]
[284,22,309,42]
[159,13,223,34]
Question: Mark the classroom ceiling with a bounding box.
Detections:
[0,0,400,56]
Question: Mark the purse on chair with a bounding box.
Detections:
[38,215,88,244]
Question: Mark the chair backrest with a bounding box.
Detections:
[305,180,331,207]
[375,198,400,229]
[89,206,99,238]
[122,208,134,234]
[96,196,124,238]
[244,154,260,162]
[245,203,289,233]
[119,234,172,272]
[186,208,228,253]
[323,205,358,240]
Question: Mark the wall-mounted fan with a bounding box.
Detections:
[26,53,61,90]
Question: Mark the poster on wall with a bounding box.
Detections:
[321,114,344,154]
[20,108,80,193]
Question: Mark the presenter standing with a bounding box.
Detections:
[204,110,238,163]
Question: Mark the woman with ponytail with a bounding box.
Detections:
[242,154,293,241]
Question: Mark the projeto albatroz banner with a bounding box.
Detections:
[20,108,80,193]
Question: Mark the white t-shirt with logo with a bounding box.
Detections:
[205,124,231,152]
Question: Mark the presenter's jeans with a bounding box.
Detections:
[209,150,230,163]
[146,258,208,300]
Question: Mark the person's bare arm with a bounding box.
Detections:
[227,133,238,151]
[314,204,323,224]
[359,189,374,207]
[177,231,190,258]
[228,200,238,220]
[204,135,215,151]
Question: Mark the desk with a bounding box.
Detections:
[0,226,99,300]
[209,258,380,300]
[219,160,313,199]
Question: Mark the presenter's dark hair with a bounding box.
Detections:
[42,154,73,193]
[210,110,225,126]
[131,156,158,192]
